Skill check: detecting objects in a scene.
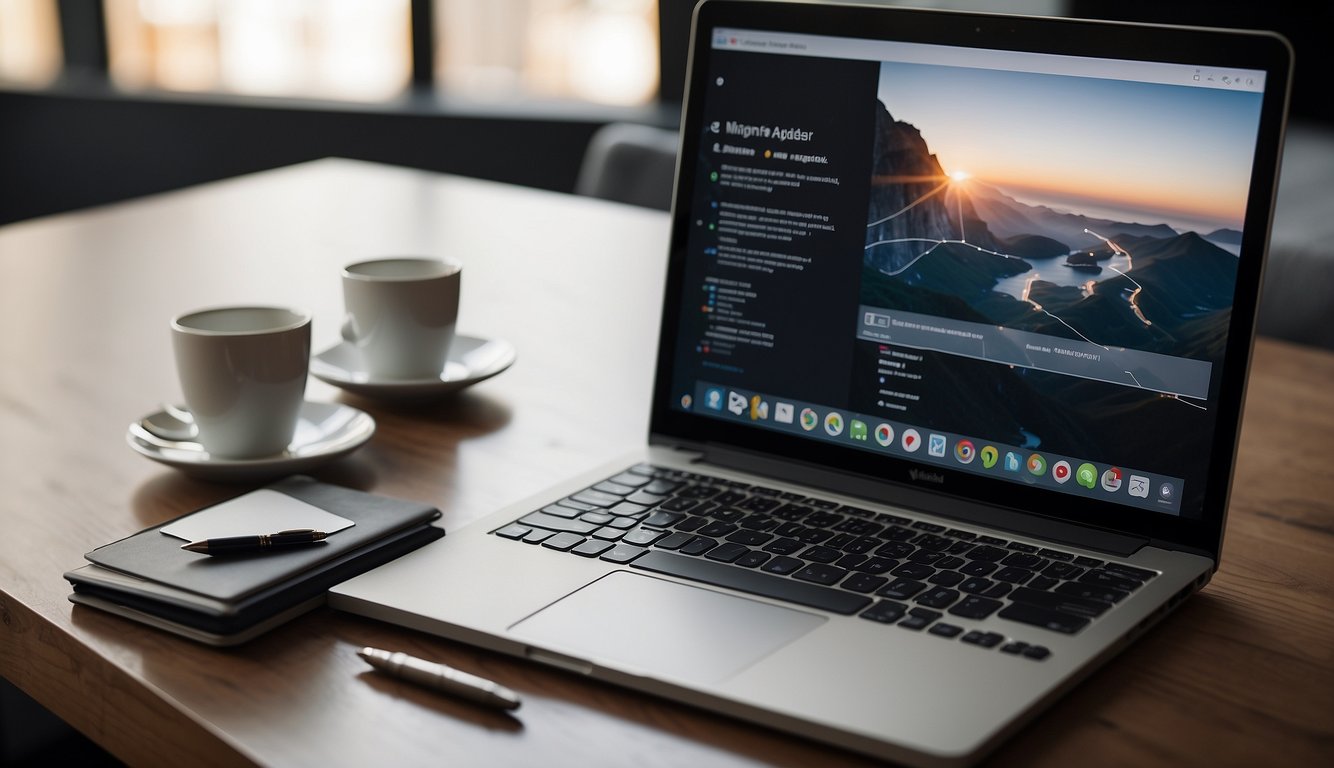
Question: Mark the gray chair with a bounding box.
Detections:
[575,122,680,211]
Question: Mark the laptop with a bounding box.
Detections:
[330,1,1292,764]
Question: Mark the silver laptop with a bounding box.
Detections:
[331,2,1292,764]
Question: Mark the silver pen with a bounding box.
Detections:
[357,647,522,711]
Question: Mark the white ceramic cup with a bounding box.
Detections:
[341,257,462,380]
[171,306,312,458]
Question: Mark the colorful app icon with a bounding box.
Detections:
[1004,451,1021,472]
[980,445,998,469]
[727,391,746,415]
[874,423,894,447]
[749,395,769,421]
[774,402,794,424]
[954,439,976,464]
[1128,474,1150,498]
[850,420,868,441]
[1076,463,1098,489]
[704,387,724,411]
[1027,453,1047,476]
[1101,466,1123,493]
[799,408,818,431]
[1158,482,1176,502]
[901,428,921,452]
[824,411,844,437]
[1052,460,1072,484]
[928,434,947,457]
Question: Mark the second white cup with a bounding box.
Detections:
[341,257,462,380]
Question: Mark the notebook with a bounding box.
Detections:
[67,476,443,645]
[329,1,1292,763]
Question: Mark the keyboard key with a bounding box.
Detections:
[1009,587,1112,618]
[856,557,898,576]
[626,490,669,506]
[726,529,773,546]
[929,622,963,638]
[1001,553,1047,570]
[1103,562,1157,581]
[1028,575,1059,591]
[876,541,915,559]
[609,501,650,518]
[677,484,721,500]
[600,544,647,564]
[608,472,650,488]
[825,533,857,550]
[520,512,599,535]
[915,587,960,609]
[948,596,1003,620]
[998,603,1090,634]
[907,550,945,565]
[1053,581,1130,603]
[892,563,935,580]
[698,520,739,538]
[1006,542,1039,553]
[522,528,555,544]
[541,504,584,519]
[875,512,912,526]
[878,578,927,599]
[912,534,952,551]
[945,529,976,540]
[764,537,804,555]
[592,480,636,496]
[642,510,686,528]
[556,498,597,513]
[935,555,967,570]
[897,615,932,631]
[734,550,771,568]
[981,582,1013,599]
[836,553,868,570]
[796,527,833,543]
[859,600,907,624]
[975,535,1008,546]
[608,516,638,530]
[1079,569,1143,593]
[679,536,718,556]
[1073,555,1105,568]
[571,539,614,557]
[993,566,1034,585]
[1044,561,1085,580]
[622,527,666,546]
[959,560,998,577]
[911,521,946,532]
[660,497,702,513]
[704,542,749,563]
[801,545,842,564]
[631,551,872,615]
[840,573,888,594]
[580,512,613,526]
[571,489,623,508]
[1022,645,1052,660]
[793,563,849,586]
[542,532,586,551]
[642,479,682,495]
[928,570,966,587]
[880,525,915,542]
[999,642,1028,655]
[592,526,626,541]
[1038,548,1073,561]
[966,546,1008,562]
[959,577,995,595]
[494,524,530,540]
[655,532,693,550]
[842,536,880,554]
[761,556,804,575]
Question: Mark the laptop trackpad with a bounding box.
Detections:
[509,571,826,685]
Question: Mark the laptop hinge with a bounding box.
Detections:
[663,440,1151,557]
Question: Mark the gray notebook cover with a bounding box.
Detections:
[83,476,441,603]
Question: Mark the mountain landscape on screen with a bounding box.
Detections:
[861,102,1236,364]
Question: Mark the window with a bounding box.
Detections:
[0,0,62,86]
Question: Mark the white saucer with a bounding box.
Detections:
[310,334,516,400]
[126,401,376,483]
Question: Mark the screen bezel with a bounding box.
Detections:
[648,0,1293,560]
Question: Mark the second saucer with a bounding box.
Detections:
[311,334,516,400]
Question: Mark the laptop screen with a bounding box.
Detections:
[653,2,1290,550]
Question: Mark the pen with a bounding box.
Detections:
[357,647,522,711]
[181,528,328,555]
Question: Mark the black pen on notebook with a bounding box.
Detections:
[181,528,328,555]
[358,647,522,711]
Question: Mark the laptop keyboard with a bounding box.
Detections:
[493,463,1158,661]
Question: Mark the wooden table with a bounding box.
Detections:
[1,159,1330,767]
